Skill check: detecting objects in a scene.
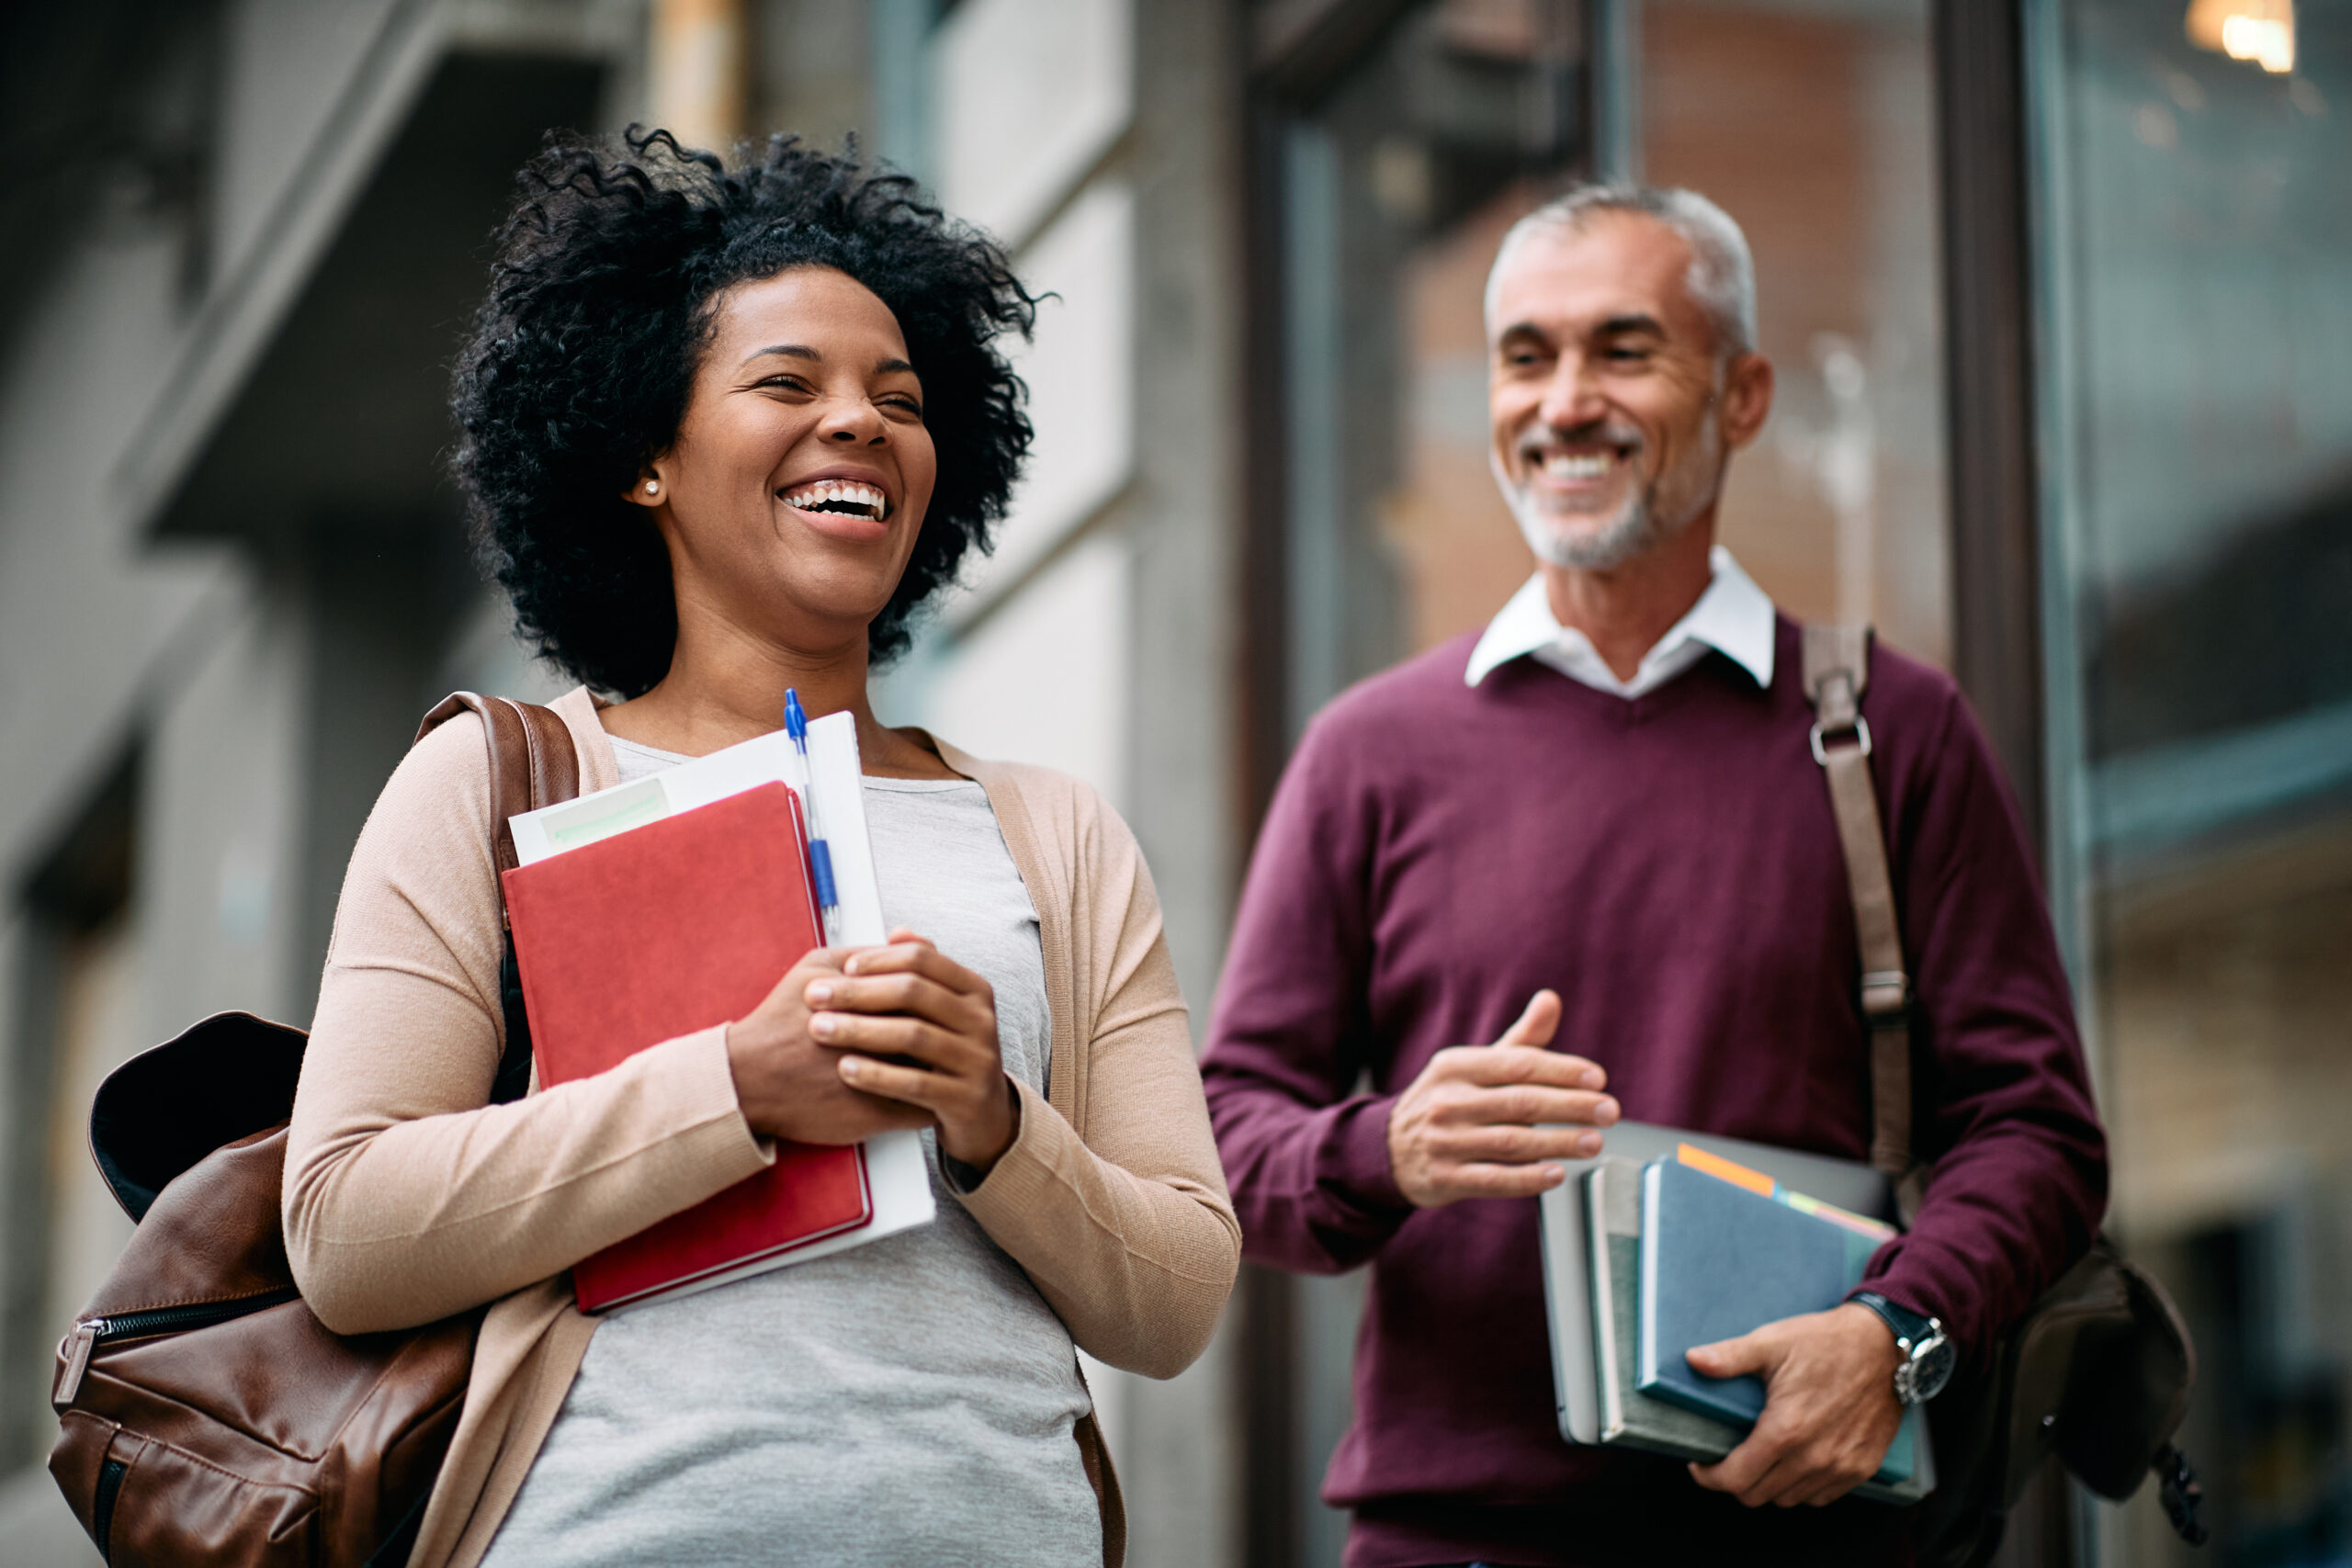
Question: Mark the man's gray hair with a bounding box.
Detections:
[1484,185,1758,360]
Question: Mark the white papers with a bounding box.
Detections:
[798,712,886,947]
[505,716,936,1295]
[510,715,888,948]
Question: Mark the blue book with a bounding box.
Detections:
[1636,1156,1915,1483]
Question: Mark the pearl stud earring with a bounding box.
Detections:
[645,479,660,495]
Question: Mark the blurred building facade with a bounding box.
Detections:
[0,3,2343,1566]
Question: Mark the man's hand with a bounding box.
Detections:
[1385,989,1618,1207]
[1687,1303,1905,1507]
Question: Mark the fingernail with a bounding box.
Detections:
[839,1056,860,1078]
[1576,1131,1602,1155]
[843,955,863,975]
[1581,1069,1603,1089]
[807,982,833,1005]
[810,1015,836,1039]
[1596,1097,1619,1125]
[1543,1165,1565,1186]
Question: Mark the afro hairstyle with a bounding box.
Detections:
[451,129,1035,695]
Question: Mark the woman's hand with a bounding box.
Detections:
[728,949,933,1145]
[804,929,1019,1176]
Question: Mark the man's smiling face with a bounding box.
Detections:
[1486,212,1766,571]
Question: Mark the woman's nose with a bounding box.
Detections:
[821,400,888,445]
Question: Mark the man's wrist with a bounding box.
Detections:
[1346,1093,1415,1212]
[1850,1291,1955,1405]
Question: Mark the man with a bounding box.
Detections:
[1199,186,2107,1566]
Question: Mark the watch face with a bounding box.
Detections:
[1912,1336,1958,1402]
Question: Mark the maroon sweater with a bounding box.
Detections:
[1200,620,2107,1568]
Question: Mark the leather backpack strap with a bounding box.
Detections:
[414,693,582,1103]
[1801,626,1921,1219]
[416,693,582,900]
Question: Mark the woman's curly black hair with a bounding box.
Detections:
[452,130,1035,695]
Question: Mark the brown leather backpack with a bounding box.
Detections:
[1801,627,2204,1563]
[48,694,578,1568]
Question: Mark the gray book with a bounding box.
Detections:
[1587,1158,1748,1459]
[1583,1158,1934,1503]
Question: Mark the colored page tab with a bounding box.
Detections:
[1784,1189,1900,1243]
[1675,1142,1778,1198]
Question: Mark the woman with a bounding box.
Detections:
[281,131,1238,1568]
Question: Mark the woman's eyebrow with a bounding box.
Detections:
[738,345,917,377]
[741,344,821,367]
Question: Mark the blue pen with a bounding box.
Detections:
[783,689,841,938]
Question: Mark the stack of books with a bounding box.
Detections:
[502,706,936,1314]
[1577,1143,1931,1503]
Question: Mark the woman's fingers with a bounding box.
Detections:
[807,1010,975,1069]
[842,934,990,998]
[804,971,985,1032]
[836,1054,952,1109]
[807,935,996,1043]
[743,949,849,1020]
[837,1054,1018,1170]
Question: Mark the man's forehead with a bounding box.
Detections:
[1487,214,1704,340]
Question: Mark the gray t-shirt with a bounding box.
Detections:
[481,739,1098,1567]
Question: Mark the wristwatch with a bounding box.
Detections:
[1851,1292,1955,1406]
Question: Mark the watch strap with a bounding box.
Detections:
[1852,1290,1934,1347]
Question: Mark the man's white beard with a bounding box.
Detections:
[1497,410,1723,572]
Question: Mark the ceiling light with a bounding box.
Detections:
[2186,0,2296,74]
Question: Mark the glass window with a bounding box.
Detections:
[1277,0,1588,735]
[2031,5,2352,1563]
[1639,0,1950,667]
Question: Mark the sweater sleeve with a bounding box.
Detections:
[1853,682,2109,1356]
[282,715,773,1336]
[956,788,1240,1380]
[1198,716,1416,1274]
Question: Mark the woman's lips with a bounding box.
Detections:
[780,498,893,542]
[775,476,896,540]
[777,478,890,520]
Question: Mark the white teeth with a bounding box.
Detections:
[781,480,888,519]
[1544,452,1613,480]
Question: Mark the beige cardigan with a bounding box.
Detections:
[282,687,1238,1568]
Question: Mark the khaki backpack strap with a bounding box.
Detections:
[416,693,582,908]
[1801,626,1919,1212]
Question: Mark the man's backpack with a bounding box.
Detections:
[1801,626,2205,1564]
[48,694,579,1568]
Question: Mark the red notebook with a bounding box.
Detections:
[502,781,872,1312]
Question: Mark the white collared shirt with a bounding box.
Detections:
[1464,546,1778,698]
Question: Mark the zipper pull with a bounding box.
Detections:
[53,1320,101,1407]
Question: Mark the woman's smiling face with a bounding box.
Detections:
[637,265,937,649]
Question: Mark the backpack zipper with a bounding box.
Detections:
[53,1287,302,1406]
[91,1455,128,1562]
